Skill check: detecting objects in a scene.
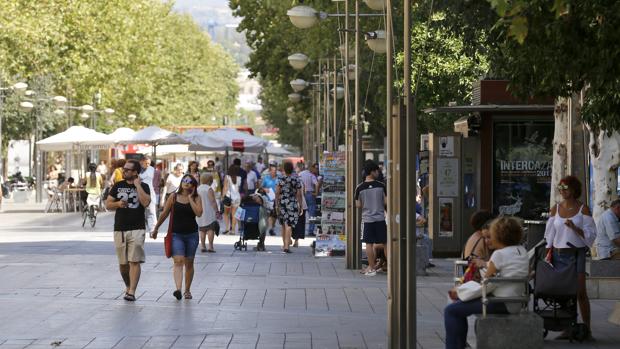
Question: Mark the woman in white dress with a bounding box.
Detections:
[221,164,241,235]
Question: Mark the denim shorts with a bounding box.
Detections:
[553,247,586,274]
[171,232,199,258]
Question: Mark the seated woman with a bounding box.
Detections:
[444,216,529,349]
[463,210,494,262]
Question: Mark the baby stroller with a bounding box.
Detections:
[532,242,588,342]
[234,195,261,251]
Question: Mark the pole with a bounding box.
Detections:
[333,55,337,150]
[353,0,361,269]
[344,0,350,151]
[385,0,401,347]
[0,84,4,180]
[35,109,43,203]
[404,0,417,348]
[325,59,331,152]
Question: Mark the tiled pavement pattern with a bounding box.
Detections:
[0,202,619,348]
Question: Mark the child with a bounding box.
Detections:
[444,216,529,349]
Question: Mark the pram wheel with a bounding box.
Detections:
[234,241,240,250]
[543,329,548,338]
[243,242,248,251]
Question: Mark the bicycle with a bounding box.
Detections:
[82,194,100,227]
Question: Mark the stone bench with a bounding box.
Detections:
[475,313,544,349]
[587,260,620,300]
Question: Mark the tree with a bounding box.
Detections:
[0,0,239,138]
[231,0,491,148]
[480,0,620,218]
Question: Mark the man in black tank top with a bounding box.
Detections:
[105,159,151,302]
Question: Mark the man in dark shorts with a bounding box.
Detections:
[105,159,151,301]
[355,160,387,276]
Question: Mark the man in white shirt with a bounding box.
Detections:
[255,156,266,174]
[139,155,157,230]
[596,199,620,260]
[245,161,258,192]
[161,163,184,208]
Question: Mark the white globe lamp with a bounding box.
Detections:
[366,30,387,53]
[288,53,309,70]
[287,6,319,29]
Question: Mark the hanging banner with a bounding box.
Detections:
[315,151,346,257]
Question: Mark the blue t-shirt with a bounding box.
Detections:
[262,174,277,190]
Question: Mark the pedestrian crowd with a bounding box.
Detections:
[102,155,324,301]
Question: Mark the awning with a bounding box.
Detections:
[423,104,554,114]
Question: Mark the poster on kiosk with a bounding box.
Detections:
[315,152,346,257]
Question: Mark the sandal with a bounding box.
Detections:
[123,293,136,302]
[184,291,192,299]
[173,290,182,300]
[200,248,207,253]
[207,249,216,253]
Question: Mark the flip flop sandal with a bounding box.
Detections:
[173,290,182,300]
[184,291,193,299]
[207,249,216,253]
[123,293,136,302]
[200,248,207,253]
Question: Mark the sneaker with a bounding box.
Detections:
[364,269,377,276]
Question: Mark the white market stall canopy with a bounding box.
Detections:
[121,126,187,146]
[108,127,136,143]
[187,128,268,153]
[266,145,295,156]
[37,126,114,152]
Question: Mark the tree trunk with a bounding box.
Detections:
[587,126,620,221]
[550,98,570,206]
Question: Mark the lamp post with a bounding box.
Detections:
[0,82,28,178]
[287,0,386,271]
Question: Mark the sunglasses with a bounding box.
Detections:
[122,167,136,172]
[181,177,194,184]
[557,184,569,191]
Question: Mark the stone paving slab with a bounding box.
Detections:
[0,207,619,348]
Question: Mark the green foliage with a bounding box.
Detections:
[231,0,489,148]
[0,0,239,142]
[482,0,620,132]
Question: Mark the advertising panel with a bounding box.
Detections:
[493,122,554,219]
[315,151,346,257]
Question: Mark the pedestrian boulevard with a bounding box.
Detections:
[0,204,618,348]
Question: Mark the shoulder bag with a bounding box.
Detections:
[164,194,176,258]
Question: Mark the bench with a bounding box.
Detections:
[475,277,544,349]
[587,260,620,300]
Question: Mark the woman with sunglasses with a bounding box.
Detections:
[152,174,203,300]
[544,175,596,339]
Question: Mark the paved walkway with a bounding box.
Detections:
[0,200,618,348]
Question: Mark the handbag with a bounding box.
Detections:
[222,195,232,207]
[535,256,578,297]
[164,194,175,258]
[456,280,497,302]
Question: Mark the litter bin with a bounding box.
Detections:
[524,220,547,250]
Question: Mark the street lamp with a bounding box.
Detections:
[288,53,309,70]
[0,81,29,178]
[365,30,387,53]
[290,79,310,92]
[364,0,386,10]
[288,93,302,103]
[331,87,345,99]
[286,5,320,29]
[127,114,137,122]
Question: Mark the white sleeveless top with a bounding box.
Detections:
[544,204,596,248]
[226,175,241,201]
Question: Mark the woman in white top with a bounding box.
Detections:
[544,175,596,338]
[444,217,529,349]
[161,164,184,208]
[197,174,220,252]
[221,164,242,235]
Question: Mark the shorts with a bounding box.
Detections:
[114,230,146,264]
[199,221,220,234]
[172,232,199,258]
[362,220,387,244]
[553,247,587,274]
